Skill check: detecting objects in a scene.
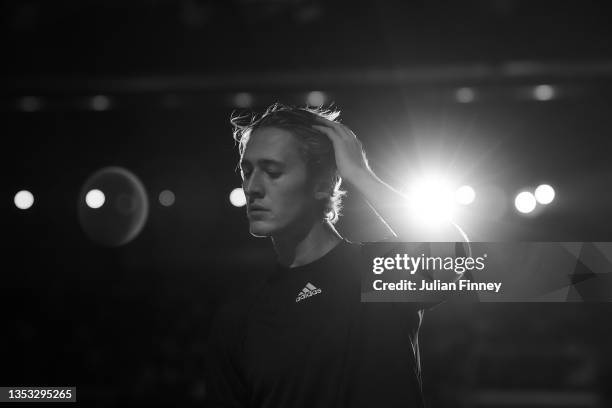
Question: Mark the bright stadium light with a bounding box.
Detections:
[535,184,555,205]
[229,187,247,207]
[14,190,34,210]
[515,191,536,214]
[406,175,455,224]
[86,189,105,209]
[455,185,475,205]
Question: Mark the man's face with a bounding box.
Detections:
[240,127,319,237]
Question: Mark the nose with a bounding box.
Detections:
[243,171,264,200]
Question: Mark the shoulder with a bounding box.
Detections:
[345,237,410,258]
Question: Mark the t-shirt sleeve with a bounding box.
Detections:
[203,301,249,408]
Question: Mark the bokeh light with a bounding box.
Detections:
[306,91,326,107]
[233,92,254,108]
[229,188,246,207]
[14,190,34,210]
[85,189,105,209]
[515,191,537,214]
[455,185,476,205]
[159,190,176,207]
[18,96,42,112]
[90,95,111,111]
[532,85,555,101]
[535,184,555,205]
[455,87,475,103]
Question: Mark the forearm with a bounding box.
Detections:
[348,169,409,238]
[348,169,469,242]
[309,116,467,241]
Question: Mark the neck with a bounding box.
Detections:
[272,221,343,268]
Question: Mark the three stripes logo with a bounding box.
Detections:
[295,282,322,303]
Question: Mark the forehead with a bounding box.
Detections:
[242,127,303,164]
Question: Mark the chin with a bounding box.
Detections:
[249,221,275,238]
[250,230,271,238]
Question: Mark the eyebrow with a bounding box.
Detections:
[240,159,286,169]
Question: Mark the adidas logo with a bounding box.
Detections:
[295,282,322,303]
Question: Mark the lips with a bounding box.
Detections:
[247,205,269,217]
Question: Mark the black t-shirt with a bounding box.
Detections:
[204,240,426,408]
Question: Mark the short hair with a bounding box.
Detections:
[231,103,346,224]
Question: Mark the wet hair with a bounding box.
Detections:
[231,103,346,224]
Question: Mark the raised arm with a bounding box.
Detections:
[312,118,469,243]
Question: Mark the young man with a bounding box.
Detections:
[204,104,467,407]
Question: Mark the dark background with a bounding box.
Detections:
[3,0,612,406]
